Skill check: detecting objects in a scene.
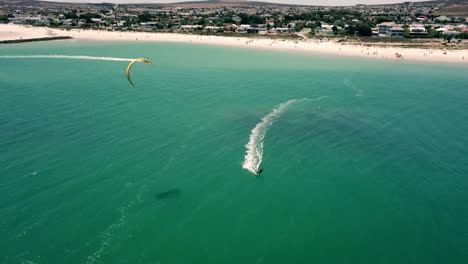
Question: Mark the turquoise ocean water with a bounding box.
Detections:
[1,40,467,263]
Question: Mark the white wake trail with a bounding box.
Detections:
[242,97,327,175]
[0,55,134,61]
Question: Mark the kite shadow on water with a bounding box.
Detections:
[155,188,182,200]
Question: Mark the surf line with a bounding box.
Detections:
[242,97,327,175]
[0,55,134,62]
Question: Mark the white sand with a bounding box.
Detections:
[1,24,467,64]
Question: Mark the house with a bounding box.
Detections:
[377,22,398,35]
[224,24,238,32]
[436,16,451,22]
[180,25,200,31]
[142,21,159,28]
[62,19,75,26]
[416,16,428,22]
[389,27,405,37]
[232,16,241,23]
[266,18,274,26]
[317,24,334,35]
[10,16,47,24]
[442,30,459,36]
[237,24,251,33]
[203,26,221,32]
[247,28,260,34]
[275,27,291,33]
[409,26,427,36]
[98,21,109,28]
[207,16,220,22]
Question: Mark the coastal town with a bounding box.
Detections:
[1,0,467,41]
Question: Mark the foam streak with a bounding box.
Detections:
[242,97,327,175]
[0,55,134,61]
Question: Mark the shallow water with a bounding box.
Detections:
[1,40,468,264]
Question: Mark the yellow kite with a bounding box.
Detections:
[126,58,153,86]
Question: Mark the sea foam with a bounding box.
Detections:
[0,55,134,61]
[242,97,327,175]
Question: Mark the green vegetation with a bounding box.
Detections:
[0,15,8,23]
[64,11,78,19]
[346,24,372,36]
[356,24,372,36]
[138,12,154,22]
[238,13,265,26]
[79,13,101,23]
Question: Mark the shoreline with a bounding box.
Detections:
[1,24,467,64]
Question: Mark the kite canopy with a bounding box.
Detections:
[126,58,153,86]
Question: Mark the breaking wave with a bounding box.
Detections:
[0,55,134,61]
[242,97,327,175]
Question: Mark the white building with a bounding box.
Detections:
[275,27,291,33]
[389,27,405,37]
[377,22,398,35]
[237,24,251,33]
[203,26,221,32]
[317,24,334,35]
[409,26,427,36]
[180,25,200,31]
[442,30,460,36]
[142,22,159,28]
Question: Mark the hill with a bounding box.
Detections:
[137,0,301,8]
[436,0,468,16]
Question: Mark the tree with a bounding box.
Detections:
[294,24,304,32]
[239,13,264,25]
[0,15,8,23]
[240,13,249,24]
[427,29,439,38]
[375,17,392,24]
[124,19,132,28]
[356,24,372,36]
[138,12,153,22]
[459,32,468,40]
[195,18,206,26]
[79,13,101,23]
[403,28,410,38]
[64,11,78,19]
[332,25,338,35]
[222,17,235,24]
[251,15,264,25]
[347,25,356,35]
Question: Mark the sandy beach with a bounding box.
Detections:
[1,24,467,64]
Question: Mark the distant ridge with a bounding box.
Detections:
[0,0,466,15]
[0,0,299,7]
[436,0,468,16]
[136,0,304,8]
